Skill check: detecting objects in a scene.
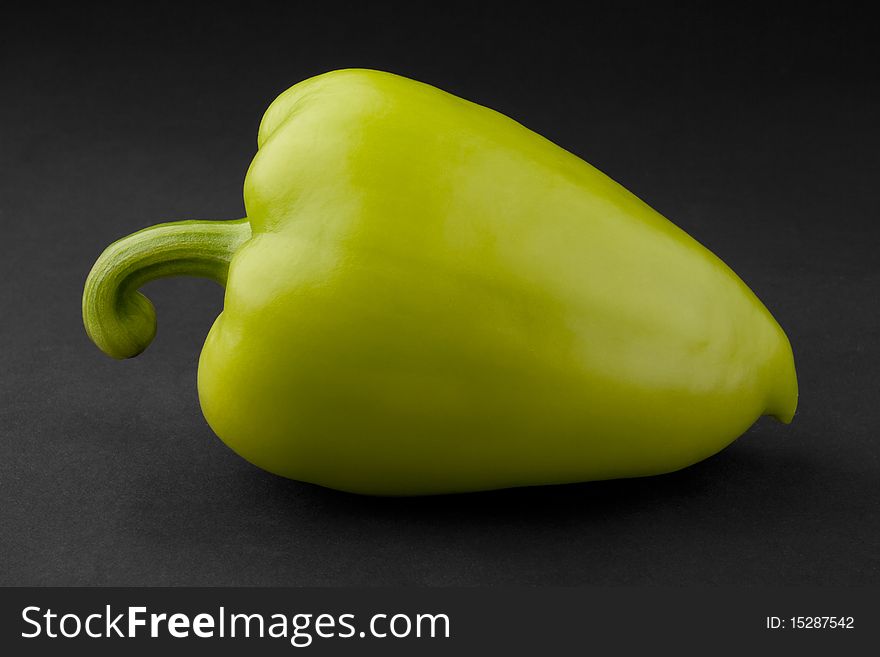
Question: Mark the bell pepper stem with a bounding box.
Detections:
[82,218,251,359]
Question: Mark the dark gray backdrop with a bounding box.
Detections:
[1,2,877,585]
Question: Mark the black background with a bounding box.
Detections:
[1,2,877,586]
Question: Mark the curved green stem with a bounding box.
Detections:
[82,218,252,359]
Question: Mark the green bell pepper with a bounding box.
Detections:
[83,69,798,495]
